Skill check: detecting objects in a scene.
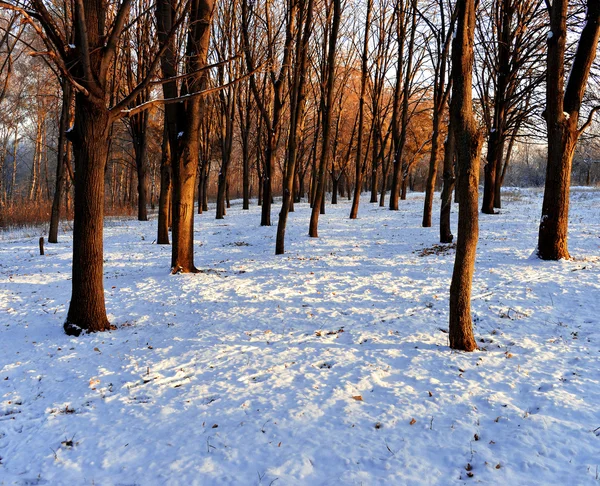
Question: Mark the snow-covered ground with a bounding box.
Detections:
[1,188,599,485]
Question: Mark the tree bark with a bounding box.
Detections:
[448,0,482,352]
[349,0,372,219]
[481,0,512,215]
[389,0,416,210]
[538,0,600,260]
[440,126,456,243]
[49,80,72,243]
[276,0,314,254]
[134,116,149,221]
[157,0,215,271]
[309,0,340,238]
[64,95,111,335]
[157,123,171,244]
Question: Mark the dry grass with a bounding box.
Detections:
[1,200,138,231]
[0,200,56,229]
[105,203,137,218]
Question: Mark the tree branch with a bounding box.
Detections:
[115,62,267,120]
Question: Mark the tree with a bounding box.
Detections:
[538,0,600,260]
[276,0,314,254]
[448,0,482,352]
[477,0,546,214]
[214,0,240,220]
[0,0,138,335]
[2,0,213,333]
[349,0,373,219]
[421,0,454,228]
[156,0,216,272]
[241,0,296,226]
[48,77,72,242]
[309,0,341,237]
[123,0,155,222]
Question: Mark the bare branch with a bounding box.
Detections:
[116,62,267,120]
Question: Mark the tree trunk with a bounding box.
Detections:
[197,160,204,214]
[389,0,416,210]
[64,96,111,336]
[49,80,72,243]
[422,117,441,227]
[242,131,250,209]
[331,177,338,204]
[157,123,171,245]
[171,137,200,273]
[349,0,372,219]
[369,147,378,203]
[400,169,408,200]
[276,0,314,254]
[216,169,227,218]
[309,0,341,238]
[481,129,502,214]
[135,125,149,221]
[538,0,599,260]
[440,127,456,243]
[448,0,481,352]
[202,160,209,211]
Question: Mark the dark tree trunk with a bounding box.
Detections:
[64,96,111,335]
[422,4,453,228]
[276,0,314,254]
[309,0,340,238]
[422,123,441,227]
[538,0,599,260]
[197,161,204,214]
[481,130,502,214]
[481,0,513,215]
[369,147,378,203]
[202,160,209,212]
[49,80,72,243]
[331,177,338,204]
[242,116,250,209]
[349,0,372,219]
[440,127,456,243]
[261,147,273,225]
[400,170,408,200]
[448,0,482,352]
[134,118,149,221]
[389,0,416,210]
[157,120,172,245]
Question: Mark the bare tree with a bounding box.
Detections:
[448,0,482,352]
[309,0,341,237]
[276,0,315,254]
[538,0,600,260]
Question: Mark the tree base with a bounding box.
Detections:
[64,322,84,337]
[171,265,200,274]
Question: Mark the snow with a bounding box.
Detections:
[1,188,600,484]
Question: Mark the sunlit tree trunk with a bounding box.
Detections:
[448,0,482,352]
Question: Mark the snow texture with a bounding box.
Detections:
[1,188,599,484]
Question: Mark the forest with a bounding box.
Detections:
[0,0,599,483]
